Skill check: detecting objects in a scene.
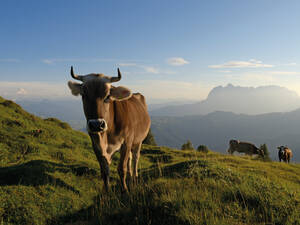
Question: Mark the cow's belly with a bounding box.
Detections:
[105,140,123,164]
[107,142,122,154]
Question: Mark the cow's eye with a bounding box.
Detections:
[104,95,111,103]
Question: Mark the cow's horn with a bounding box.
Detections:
[110,68,122,83]
[70,66,84,81]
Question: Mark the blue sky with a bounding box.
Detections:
[0,0,300,102]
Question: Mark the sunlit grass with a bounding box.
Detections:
[95,150,300,225]
[0,96,300,225]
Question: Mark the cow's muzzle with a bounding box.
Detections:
[87,119,108,133]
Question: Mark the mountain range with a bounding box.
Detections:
[150,84,300,116]
[15,84,300,162]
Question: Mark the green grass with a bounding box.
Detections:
[0,97,101,225]
[0,96,300,225]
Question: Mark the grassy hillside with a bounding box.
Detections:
[0,96,103,225]
[0,96,300,225]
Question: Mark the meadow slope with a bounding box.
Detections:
[0,96,299,225]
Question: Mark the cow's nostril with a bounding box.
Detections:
[88,119,107,133]
[99,121,106,129]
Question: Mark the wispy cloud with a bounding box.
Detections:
[118,62,175,75]
[219,70,232,73]
[268,71,300,75]
[42,58,176,75]
[143,66,159,74]
[167,57,190,66]
[118,63,137,67]
[16,88,28,95]
[0,58,21,63]
[42,59,54,64]
[42,58,118,64]
[280,62,297,66]
[0,81,71,100]
[209,59,273,69]
[130,80,210,101]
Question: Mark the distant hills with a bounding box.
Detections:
[149,84,300,162]
[151,109,300,161]
[14,84,300,162]
[16,98,86,130]
[150,84,300,116]
[17,84,300,122]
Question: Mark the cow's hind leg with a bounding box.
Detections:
[126,151,133,188]
[118,142,132,192]
[132,143,142,185]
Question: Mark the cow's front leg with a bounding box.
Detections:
[92,145,110,191]
[90,134,110,191]
[100,156,110,191]
[118,142,132,192]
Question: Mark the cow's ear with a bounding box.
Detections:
[68,81,82,96]
[110,86,132,101]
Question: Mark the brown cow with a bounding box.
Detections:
[68,67,151,192]
[228,139,264,156]
[277,146,293,163]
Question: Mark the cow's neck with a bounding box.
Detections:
[101,101,124,162]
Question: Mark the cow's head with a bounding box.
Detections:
[228,139,239,154]
[258,148,265,157]
[68,66,132,134]
[277,146,287,152]
[229,139,239,146]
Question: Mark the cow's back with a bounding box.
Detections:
[236,142,258,154]
[285,148,293,159]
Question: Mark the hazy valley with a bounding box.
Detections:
[16,84,300,162]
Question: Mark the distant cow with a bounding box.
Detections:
[68,67,151,192]
[228,140,264,156]
[278,146,293,163]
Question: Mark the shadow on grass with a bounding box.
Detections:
[50,160,207,225]
[1,159,206,225]
[0,160,99,194]
[140,159,208,182]
[51,186,191,225]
